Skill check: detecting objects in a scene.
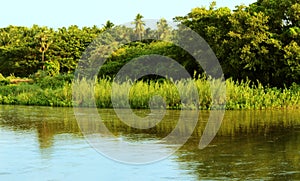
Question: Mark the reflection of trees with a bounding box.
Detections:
[92,109,300,139]
[37,121,54,148]
[0,105,81,149]
[0,105,299,157]
[175,110,300,180]
[176,132,300,180]
[216,110,299,137]
[36,117,81,149]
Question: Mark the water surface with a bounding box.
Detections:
[0,105,299,180]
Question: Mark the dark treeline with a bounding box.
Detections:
[0,0,299,87]
[176,0,300,87]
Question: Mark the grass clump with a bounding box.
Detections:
[0,74,299,110]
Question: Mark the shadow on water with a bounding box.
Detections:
[0,105,299,179]
[0,105,81,149]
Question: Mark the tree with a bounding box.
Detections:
[36,32,52,70]
[133,13,145,41]
[0,25,40,76]
[156,18,171,40]
[103,20,115,30]
[283,41,300,81]
[174,1,299,86]
[249,0,300,35]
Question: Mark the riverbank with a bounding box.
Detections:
[0,74,299,110]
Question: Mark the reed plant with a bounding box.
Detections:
[0,75,299,110]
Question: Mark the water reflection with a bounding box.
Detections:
[0,106,80,149]
[0,105,299,179]
[175,110,300,180]
[0,106,299,149]
[176,132,300,180]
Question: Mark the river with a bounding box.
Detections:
[0,105,299,180]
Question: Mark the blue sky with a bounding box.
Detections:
[0,0,256,28]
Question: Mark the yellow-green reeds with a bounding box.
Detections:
[0,76,299,110]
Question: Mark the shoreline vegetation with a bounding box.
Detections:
[0,73,299,110]
[0,0,299,110]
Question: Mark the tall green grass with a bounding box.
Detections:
[0,75,299,110]
[225,79,300,110]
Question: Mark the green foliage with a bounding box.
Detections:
[33,72,73,89]
[175,0,300,87]
[0,4,299,88]
[0,78,72,107]
[0,73,9,86]
[45,59,60,76]
[0,25,103,77]
[133,13,145,40]
[0,75,298,110]
[99,41,200,79]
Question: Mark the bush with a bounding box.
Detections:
[33,72,73,89]
[0,73,9,86]
[0,74,299,109]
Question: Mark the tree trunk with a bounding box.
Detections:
[42,51,45,71]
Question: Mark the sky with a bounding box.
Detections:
[0,0,256,28]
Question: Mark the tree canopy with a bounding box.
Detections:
[0,0,299,87]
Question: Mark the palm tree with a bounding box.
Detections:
[133,13,145,41]
[103,20,114,30]
[157,18,171,40]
